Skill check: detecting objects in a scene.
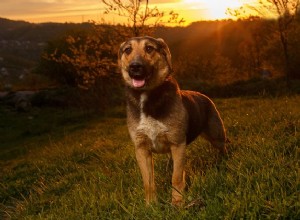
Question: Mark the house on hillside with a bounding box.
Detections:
[1,67,9,76]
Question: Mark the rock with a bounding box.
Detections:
[13,92,32,112]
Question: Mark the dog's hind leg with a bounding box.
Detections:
[204,105,227,155]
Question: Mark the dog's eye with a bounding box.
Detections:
[145,45,154,54]
[124,47,132,55]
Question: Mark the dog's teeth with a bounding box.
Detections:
[132,79,145,88]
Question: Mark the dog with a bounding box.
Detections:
[118,36,227,206]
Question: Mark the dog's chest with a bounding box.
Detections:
[136,93,170,152]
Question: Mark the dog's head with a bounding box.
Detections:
[118,36,172,90]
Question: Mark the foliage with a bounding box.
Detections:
[3,15,300,93]
[288,11,300,78]
[175,53,238,85]
[37,24,127,110]
[237,18,273,78]
[39,24,125,89]
[1,96,299,218]
[102,0,185,36]
[234,0,300,82]
[36,0,184,104]
[37,0,184,89]
[165,17,300,83]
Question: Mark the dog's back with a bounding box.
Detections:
[181,91,226,146]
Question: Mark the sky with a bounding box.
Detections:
[0,0,257,24]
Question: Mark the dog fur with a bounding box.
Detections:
[118,36,226,206]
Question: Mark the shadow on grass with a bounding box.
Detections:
[0,105,125,160]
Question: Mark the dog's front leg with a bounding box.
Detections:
[135,147,156,205]
[171,144,186,206]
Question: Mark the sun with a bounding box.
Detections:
[205,0,243,19]
[182,0,243,20]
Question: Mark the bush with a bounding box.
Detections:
[178,77,300,98]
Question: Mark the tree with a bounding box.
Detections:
[41,0,184,90]
[102,0,185,36]
[40,24,133,89]
[237,18,272,78]
[37,24,128,110]
[176,52,238,85]
[38,1,184,109]
[238,0,300,83]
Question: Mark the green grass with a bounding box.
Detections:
[1,96,299,219]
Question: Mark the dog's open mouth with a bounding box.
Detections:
[132,78,146,88]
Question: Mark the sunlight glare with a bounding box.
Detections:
[182,0,243,20]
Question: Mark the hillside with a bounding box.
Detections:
[1,16,299,91]
[0,18,94,89]
[0,17,262,69]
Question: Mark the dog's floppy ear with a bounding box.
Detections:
[118,41,126,60]
[156,38,173,73]
[118,41,126,68]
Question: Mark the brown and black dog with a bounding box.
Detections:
[118,36,227,206]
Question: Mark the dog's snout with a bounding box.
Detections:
[129,62,143,73]
[129,62,146,79]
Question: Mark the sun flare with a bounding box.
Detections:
[182,0,244,20]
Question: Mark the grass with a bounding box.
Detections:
[0,96,299,219]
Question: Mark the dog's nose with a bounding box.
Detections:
[129,62,147,80]
[129,62,143,73]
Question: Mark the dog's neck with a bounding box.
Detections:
[126,76,180,119]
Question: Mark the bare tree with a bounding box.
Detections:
[236,0,300,83]
[264,0,299,82]
[102,0,184,36]
[42,1,184,92]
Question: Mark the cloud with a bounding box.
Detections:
[0,0,183,22]
[0,0,101,17]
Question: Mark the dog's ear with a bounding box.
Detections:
[118,41,126,60]
[118,41,126,69]
[156,38,173,73]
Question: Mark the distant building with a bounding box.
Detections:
[1,67,9,76]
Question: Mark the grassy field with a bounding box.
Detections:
[0,96,299,219]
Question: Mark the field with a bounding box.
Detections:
[0,95,299,219]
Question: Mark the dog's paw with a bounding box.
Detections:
[172,199,184,207]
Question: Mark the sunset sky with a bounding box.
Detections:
[0,0,258,24]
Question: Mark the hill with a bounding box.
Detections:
[1,16,299,91]
[0,18,93,89]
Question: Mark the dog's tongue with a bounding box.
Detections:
[132,79,145,88]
